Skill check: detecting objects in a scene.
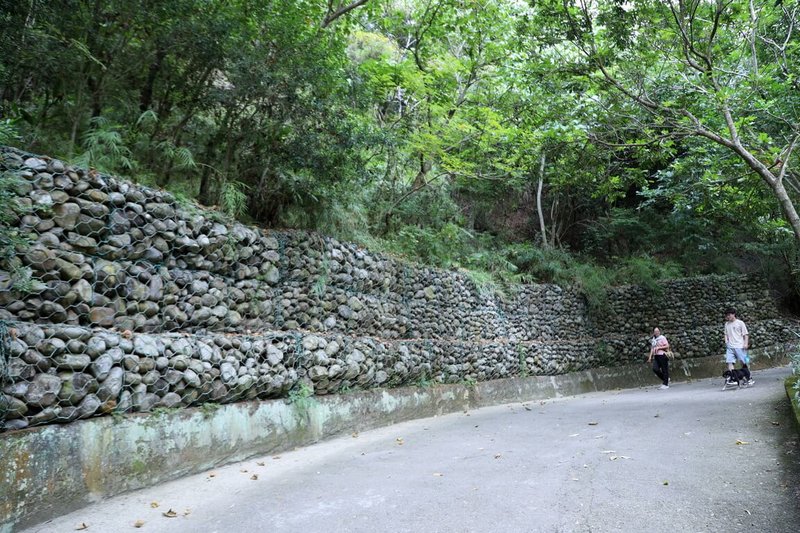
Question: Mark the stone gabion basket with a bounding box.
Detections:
[0,147,794,432]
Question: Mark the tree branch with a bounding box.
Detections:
[321,0,370,29]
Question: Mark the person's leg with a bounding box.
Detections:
[725,347,736,377]
[652,358,664,382]
[655,354,669,386]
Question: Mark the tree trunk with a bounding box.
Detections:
[140,44,165,112]
[536,152,549,248]
[412,154,431,188]
[769,178,800,242]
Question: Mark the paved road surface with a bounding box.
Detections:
[26,366,800,533]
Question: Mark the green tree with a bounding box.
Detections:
[538,0,800,242]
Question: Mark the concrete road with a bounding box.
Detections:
[26,366,800,533]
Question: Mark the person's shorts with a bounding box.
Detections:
[726,346,749,365]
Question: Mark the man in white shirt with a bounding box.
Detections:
[724,308,754,385]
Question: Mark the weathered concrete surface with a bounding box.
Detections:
[1,348,792,532]
[19,365,800,533]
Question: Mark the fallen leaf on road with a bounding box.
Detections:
[770,421,781,426]
[256,462,265,466]
[272,456,281,460]
[134,520,145,528]
[251,474,258,480]
[433,472,444,477]
[569,433,579,437]
[240,469,248,473]
[601,450,616,454]
[735,440,750,445]
[588,422,598,426]
[183,509,191,516]
[75,523,89,531]
[352,432,359,438]
[150,502,159,508]
[162,509,178,518]
[396,438,404,445]
[609,455,631,461]
[523,404,532,411]
[662,480,669,486]
[494,453,502,459]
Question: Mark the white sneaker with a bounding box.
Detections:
[659,384,669,390]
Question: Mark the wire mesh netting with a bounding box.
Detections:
[0,147,794,432]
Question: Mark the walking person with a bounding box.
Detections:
[648,327,670,389]
[724,308,754,385]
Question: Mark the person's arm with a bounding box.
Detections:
[742,321,749,349]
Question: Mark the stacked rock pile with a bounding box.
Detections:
[0,147,793,431]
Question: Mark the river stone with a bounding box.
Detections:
[37,337,66,357]
[347,296,364,311]
[131,391,159,412]
[75,394,101,419]
[266,346,283,366]
[141,247,162,263]
[220,362,237,385]
[58,372,97,404]
[133,335,160,357]
[24,245,57,271]
[96,366,124,402]
[24,157,48,171]
[3,394,28,419]
[160,369,181,386]
[346,349,365,365]
[86,336,107,359]
[302,336,321,351]
[53,202,81,229]
[30,190,54,208]
[72,279,93,302]
[141,370,160,386]
[25,373,62,407]
[309,365,328,381]
[91,353,114,380]
[30,406,61,425]
[138,356,157,372]
[344,363,360,379]
[55,354,92,371]
[159,392,182,408]
[169,355,189,371]
[90,307,115,326]
[262,264,280,284]
[85,189,109,203]
[183,369,201,388]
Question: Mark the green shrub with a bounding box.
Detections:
[0,168,34,290]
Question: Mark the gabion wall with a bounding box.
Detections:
[0,148,793,431]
